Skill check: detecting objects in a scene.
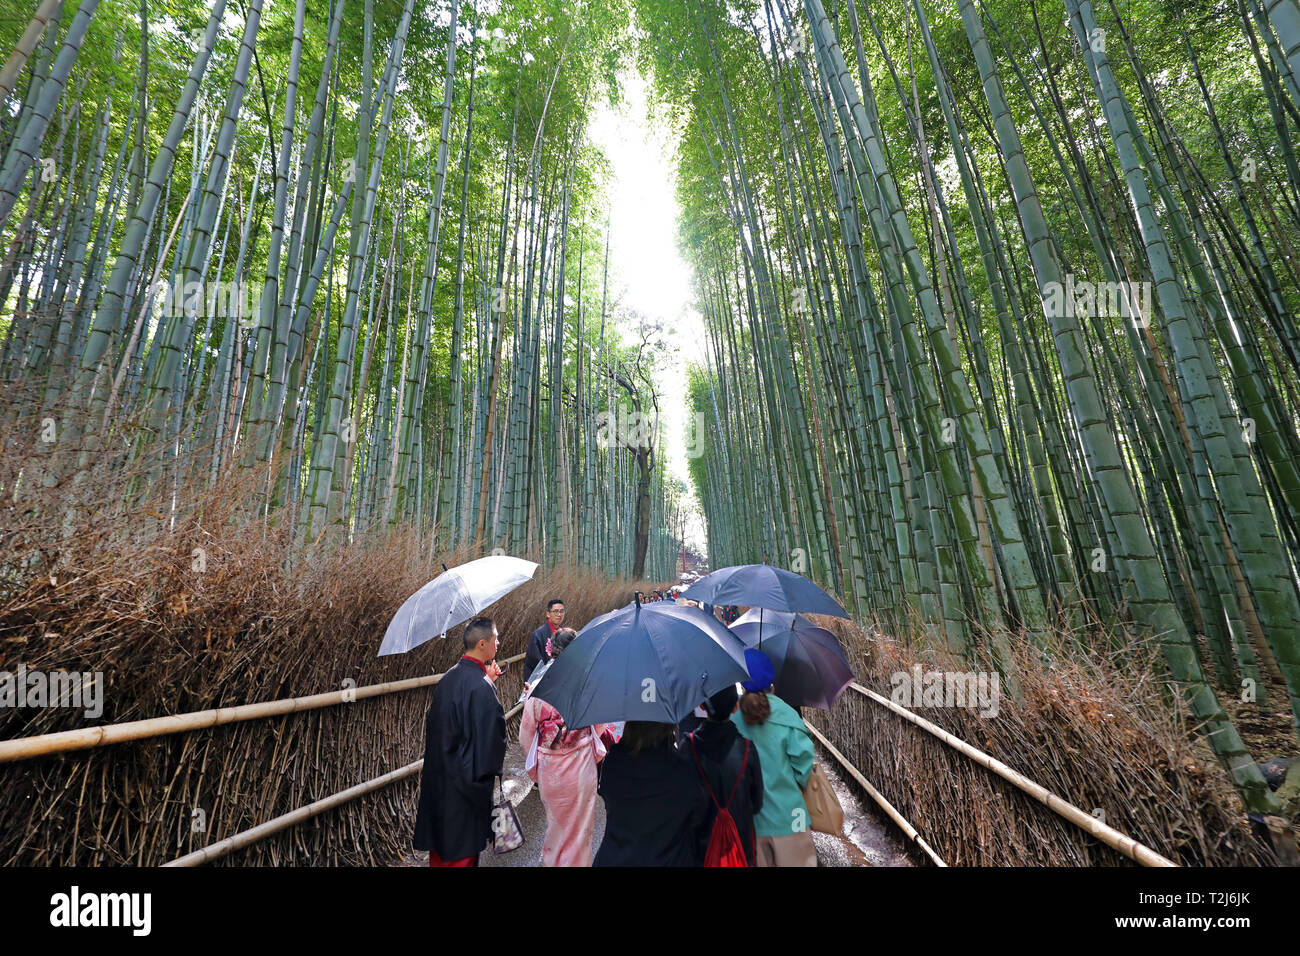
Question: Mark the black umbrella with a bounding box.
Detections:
[530,599,749,727]
[730,609,853,710]
[680,564,849,618]
[681,563,849,651]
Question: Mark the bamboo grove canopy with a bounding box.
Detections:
[0,0,685,581]
[649,0,1300,814]
[3,0,1300,816]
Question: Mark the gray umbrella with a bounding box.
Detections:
[530,599,749,727]
[730,609,853,710]
[680,564,849,618]
[681,563,849,655]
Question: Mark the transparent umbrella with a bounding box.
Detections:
[378,555,538,656]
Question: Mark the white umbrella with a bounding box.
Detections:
[378,555,538,656]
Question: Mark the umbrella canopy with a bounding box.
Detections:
[580,593,711,632]
[680,564,849,618]
[581,598,639,630]
[530,601,749,727]
[377,555,538,656]
[730,609,854,710]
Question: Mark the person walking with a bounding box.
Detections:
[731,650,818,866]
[594,721,708,866]
[519,627,606,866]
[687,684,764,865]
[677,701,707,740]
[413,617,507,867]
[524,598,566,680]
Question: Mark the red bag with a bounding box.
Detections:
[689,733,752,867]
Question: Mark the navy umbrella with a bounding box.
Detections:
[680,564,849,619]
[730,609,853,710]
[529,600,750,727]
[580,591,723,634]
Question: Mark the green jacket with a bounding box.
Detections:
[731,694,815,837]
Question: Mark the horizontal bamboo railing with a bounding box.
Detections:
[4,643,1179,866]
[804,720,946,866]
[164,699,528,866]
[163,759,425,867]
[0,652,526,764]
[845,681,1177,867]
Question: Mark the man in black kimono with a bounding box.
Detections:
[523,598,565,681]
[413,616,507,867]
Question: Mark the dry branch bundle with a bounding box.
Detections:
[807,617,1271,866]
[0,420,639,866]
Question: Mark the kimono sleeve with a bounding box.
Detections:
[468,681,507,788]
[524,629,545,678]
[519,696,539,754]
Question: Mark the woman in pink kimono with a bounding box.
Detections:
[519,628,611,866]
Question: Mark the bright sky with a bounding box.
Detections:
[587,71,709,555]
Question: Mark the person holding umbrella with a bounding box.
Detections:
[413,617,507,867]
[524,598,566,681]
[519,628,607,867]
[529,596,751,865]
[594,721,708,867]
[687,684,765,866]
[731,649,818,867]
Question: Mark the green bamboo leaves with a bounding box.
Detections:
[649,0,1300,811]
[3,0,1299,815]
[2,0,677,577]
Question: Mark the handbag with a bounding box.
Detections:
[800,763,844,835]
[491,776,525,854]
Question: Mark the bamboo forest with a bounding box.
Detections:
[3,0,1300,888]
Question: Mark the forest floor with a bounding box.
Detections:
[1214,660,1300,775]
[1224,694,1299,764]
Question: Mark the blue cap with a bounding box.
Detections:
[742,648,775,693]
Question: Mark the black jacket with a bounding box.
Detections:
[677,710,705,741]
[524,623,552,679]
[412,658,506,860]
[686,719,764,866]
[594,738,709,867]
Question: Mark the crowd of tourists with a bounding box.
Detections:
[413,595,818,867]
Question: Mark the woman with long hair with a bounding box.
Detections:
[593,720,709,866]
[519,627,606,866]
[731,650,818,866]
